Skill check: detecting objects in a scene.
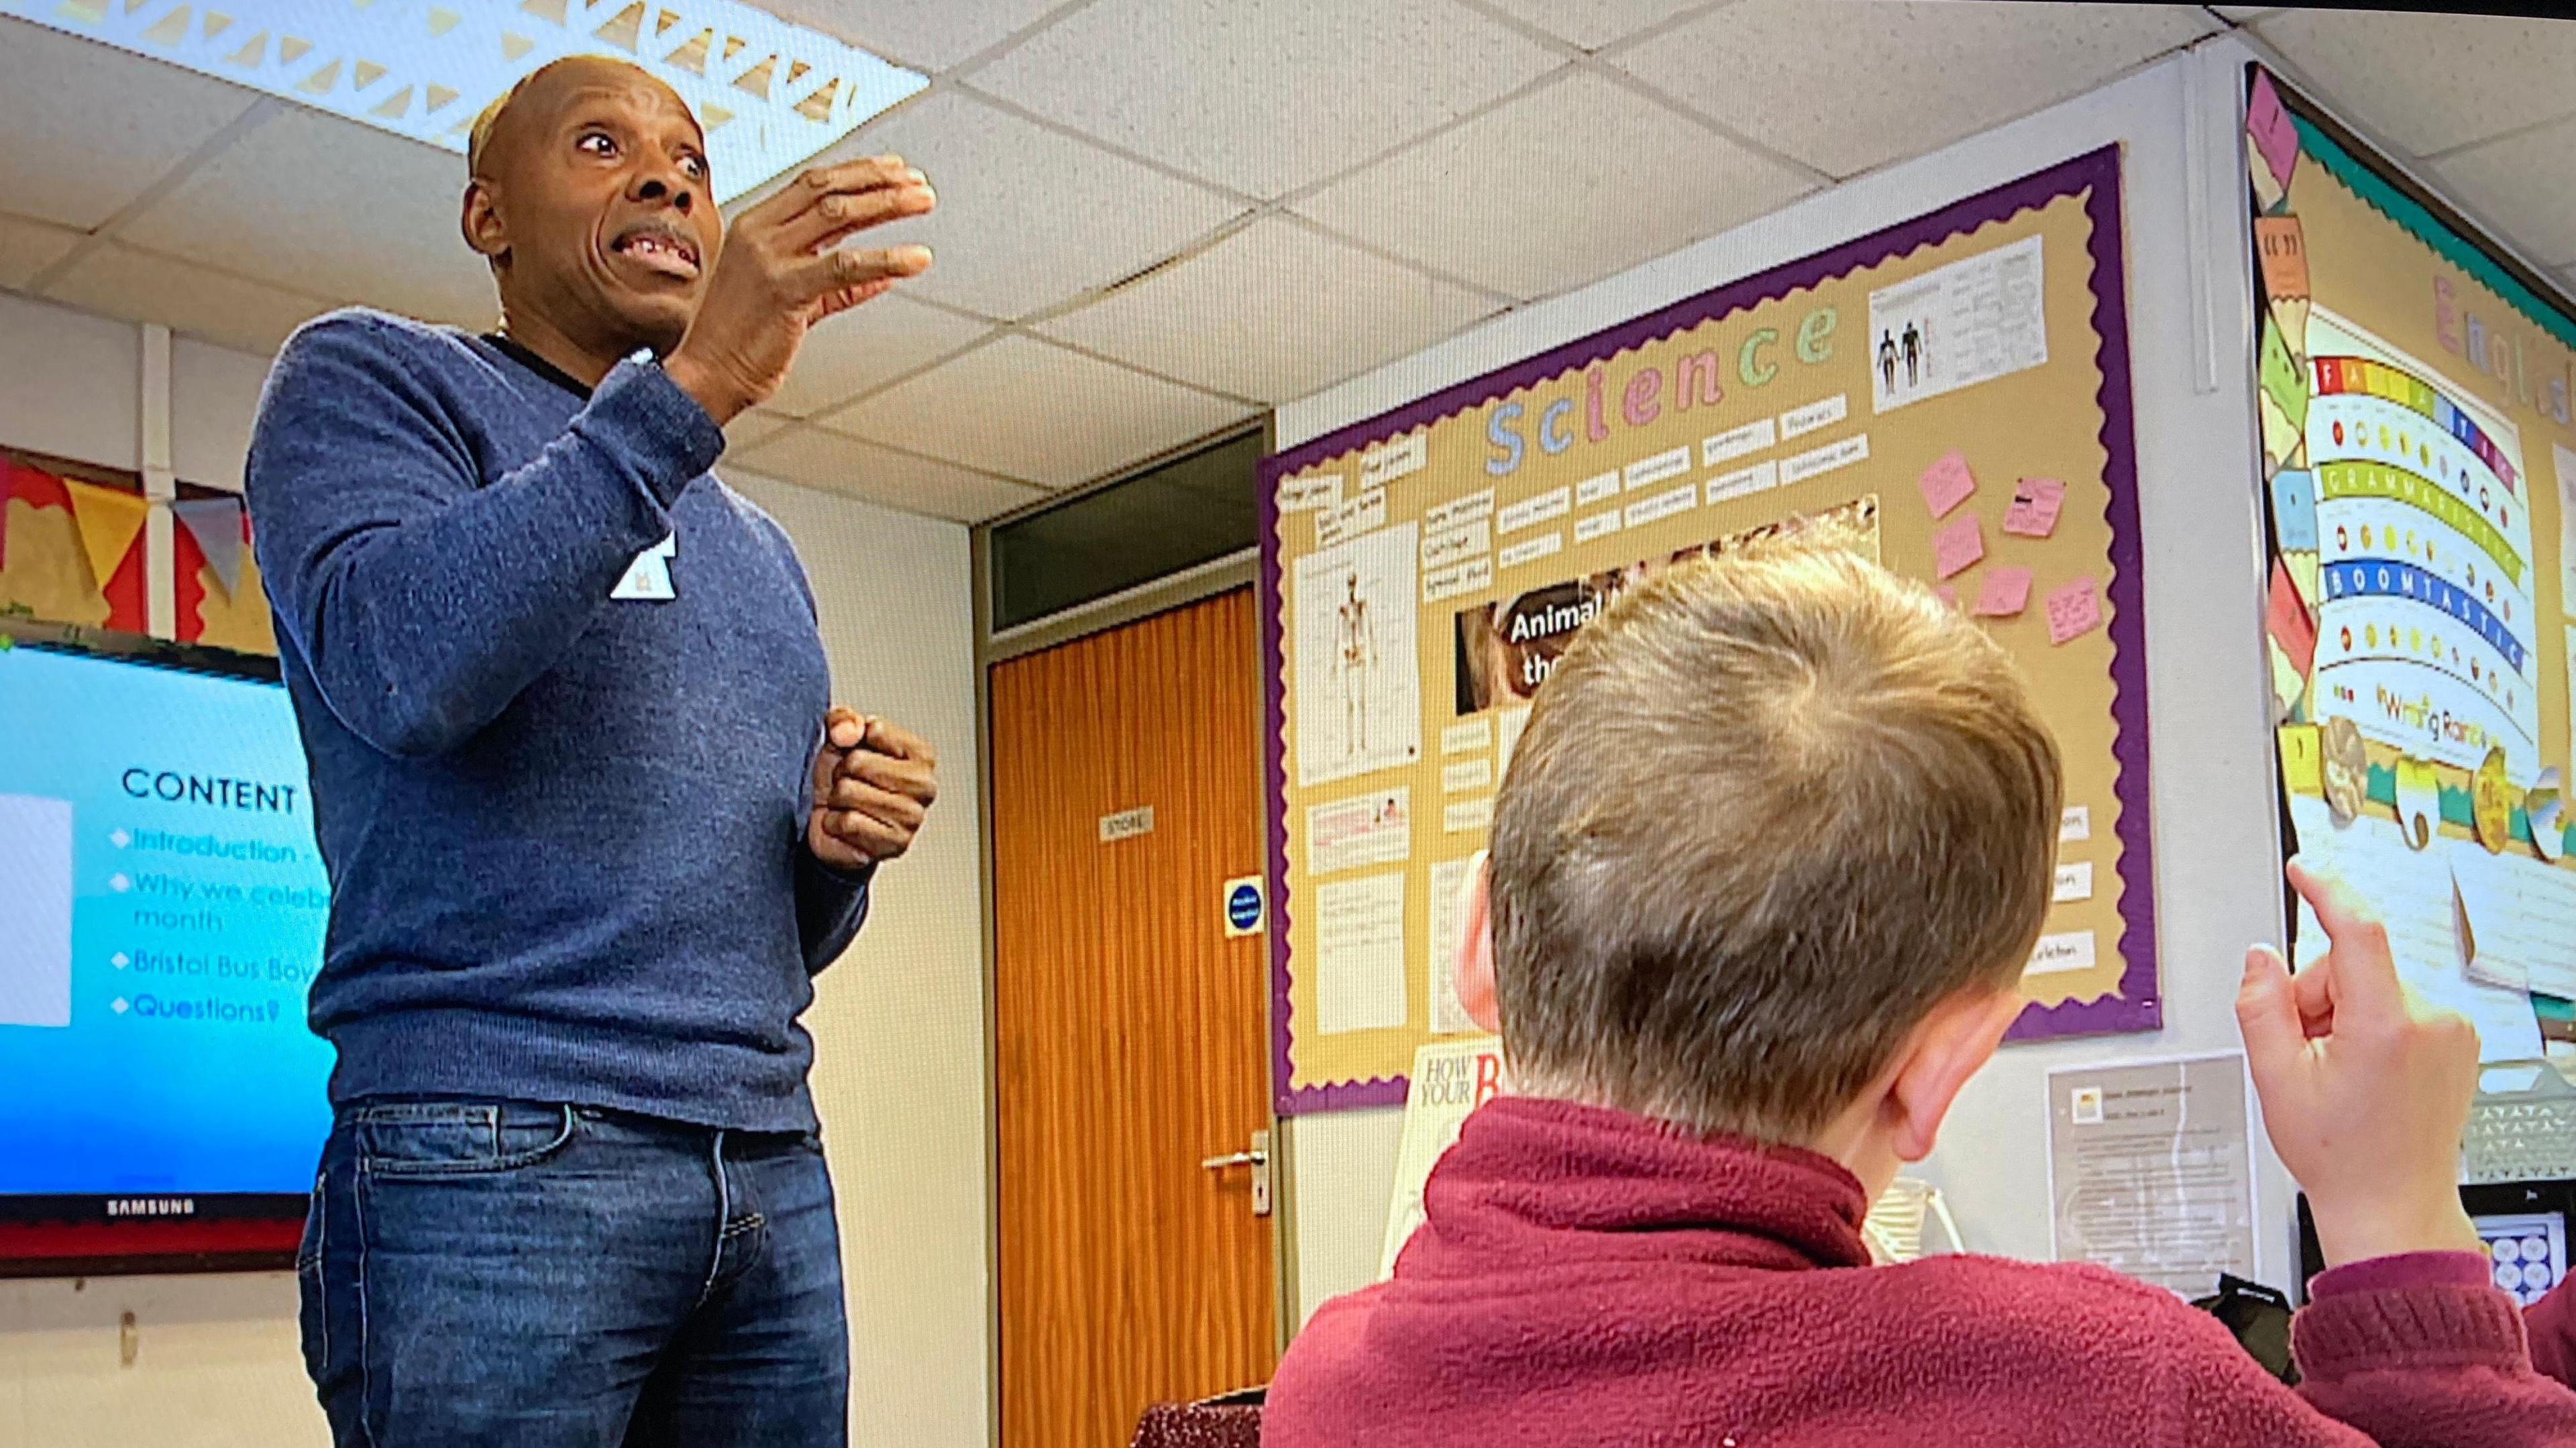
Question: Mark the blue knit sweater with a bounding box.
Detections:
[247,309,869,1132]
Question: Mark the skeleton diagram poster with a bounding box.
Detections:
[2249,70,2576,1069]
[1260,148,2160,1112]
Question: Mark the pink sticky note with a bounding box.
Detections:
[2002,478,2067,538]
[1917,450,1978,520]
[1974,565,2032,618]
[2045,576,2103,645]
[2247,71,2298,192]
[1931,512,1985,580]
[1936,584,1960,610]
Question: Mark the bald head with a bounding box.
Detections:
[468,56,699,184]
[458,52,722,363]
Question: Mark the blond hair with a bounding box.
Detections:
[1487,543,2061,1141]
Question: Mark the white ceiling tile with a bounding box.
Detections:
[1299,70,1815,300]
[1616,1,2212,178]
[734,425,1049,522]
[117,109,497,329]
[1038,217,1500,403]
[2431,115,2576,270]
[753,0,1065,71]
[2253,10,2576,159]
[0,21,265,229]
[42,243,339,356]
[823,335,1252,487]
[968,0,1562,199]
[804,90,1243,321]
[767,291,992,416]
[1474,0,1711,51]
[0,213,80,290]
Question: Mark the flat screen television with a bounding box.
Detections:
[0,620,331,1274]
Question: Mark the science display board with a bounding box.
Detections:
[1258,148,2159,1113]
[2248,69,2576,1071]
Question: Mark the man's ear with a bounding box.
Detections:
[462,179,508,266]
[1453,851,1501,1035]
[1886,985,2023,1162]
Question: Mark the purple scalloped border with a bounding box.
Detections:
[1260,146,2159,1115]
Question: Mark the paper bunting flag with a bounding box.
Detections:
[173,496,247,595]
[62,479,150,591]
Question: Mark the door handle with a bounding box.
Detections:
[1199,1129,1271,1216]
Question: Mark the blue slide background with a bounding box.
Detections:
[0,645,332,1194]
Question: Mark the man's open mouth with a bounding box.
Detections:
[610,223,702,280]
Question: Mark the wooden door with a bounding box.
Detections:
[990,588,1276,1448]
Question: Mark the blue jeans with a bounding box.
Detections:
[298,1100,849,1447]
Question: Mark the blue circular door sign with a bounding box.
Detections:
[1226,881,1264,933]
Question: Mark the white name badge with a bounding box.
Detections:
[611,533,678,601]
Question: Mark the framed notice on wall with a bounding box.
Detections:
[1258,148,2160,1113]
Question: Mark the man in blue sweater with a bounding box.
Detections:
[246,55,941,1448]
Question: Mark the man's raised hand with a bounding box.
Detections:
[666,156,936,425]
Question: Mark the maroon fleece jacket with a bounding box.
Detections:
[1267,1097,2576,1447]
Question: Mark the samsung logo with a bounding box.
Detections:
[105,1197,196,1218]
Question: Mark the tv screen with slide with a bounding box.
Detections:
[0,632,331,1226]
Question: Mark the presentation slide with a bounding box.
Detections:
[0,642,331,1197]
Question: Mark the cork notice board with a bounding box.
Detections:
[1258,148,2158,1113]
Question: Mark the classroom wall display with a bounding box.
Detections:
[1258,148,2159,1113]
[0,449,275,653]
[2247,69,2576,1070]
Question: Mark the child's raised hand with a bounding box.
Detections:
[2236,859,2483,1268]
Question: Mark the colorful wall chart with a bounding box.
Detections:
[2250,69,2576,1070]
[1259,148,2159,1112]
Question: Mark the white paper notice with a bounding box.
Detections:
[0,793,74,1028]
[1307,787,1413,876]
[1444,797,1495,833]
[1315,492,1388,548]
[1361,432,1428,489]
[1428,857,1479,1038]
[1575,471,1621,506]
[1496,487,1572,536]
[1422,557,1493,604]
[1426,488,1495,530]
[1316,873,1407,1035]
[1870,234,2047,413]
[2061,805,2092,842]
[1625,482,1699,529]
[1277,472,1343,512]
[1707,461,1780,505]
[1293,523,1423,788]
[2026,930,2097,976]
[1441,759,1492,795]
[1574,511,1622,545]
[1780,433,1870,486]
[1702,419,1778,467]
[1778,394,1849,441]
[1421,518,1491,569]
[1499,532,1564,571]
[1497,707,1531,781]
[2053,861,2095,903]
[1623,446,1693,491]
[1441,718,1493,757]
[2451,847,2576,1000]
[2289,795,2545,1062]
[2047,1054,2258,1296]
